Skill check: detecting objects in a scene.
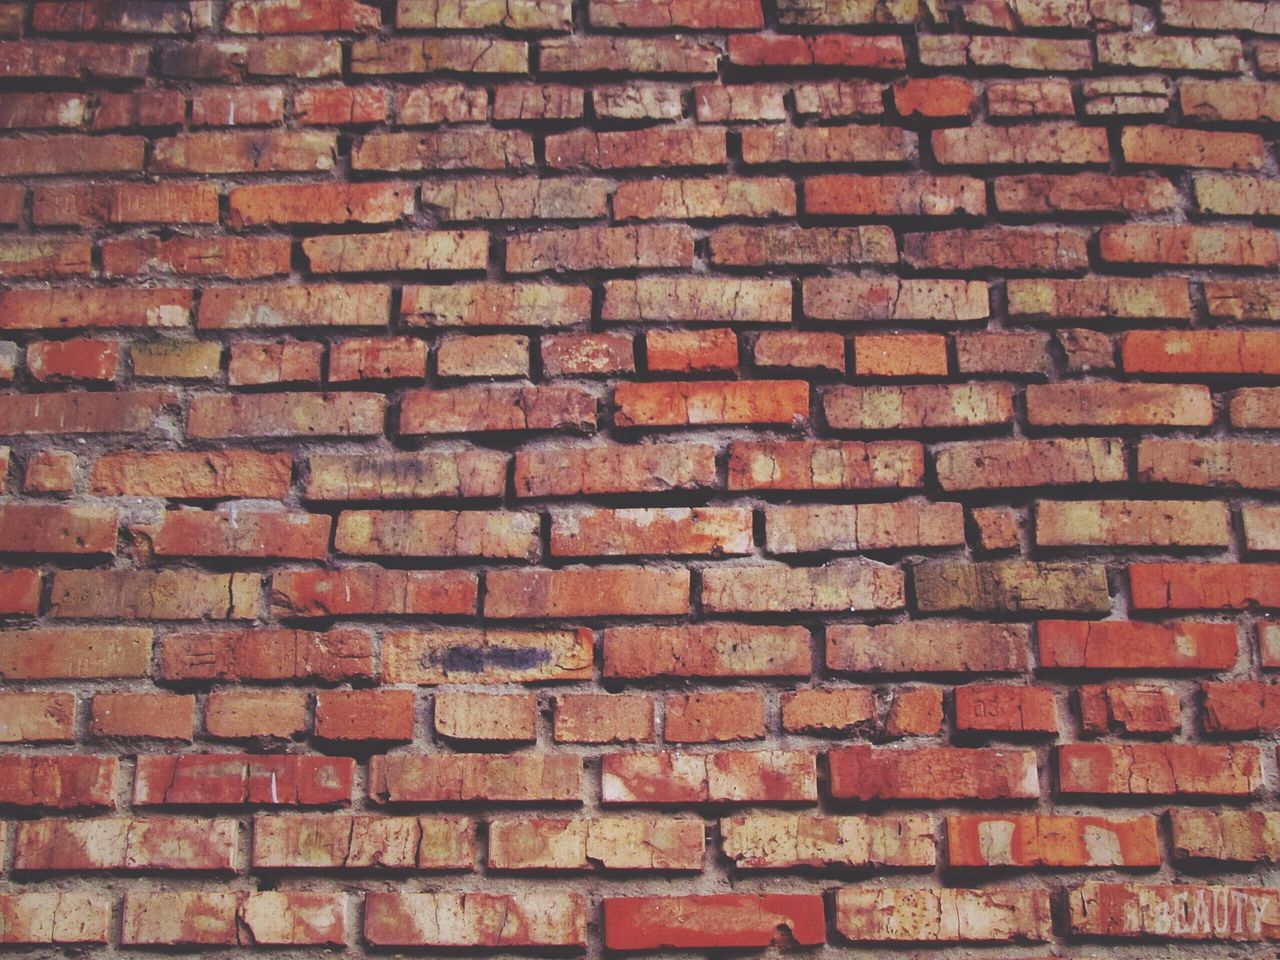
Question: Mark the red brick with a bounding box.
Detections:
[1058,743,1261,796]
[933,123,1109,165]
[0,288,191,330]
[591,0,763,27]
[703,561,904,613]
[885,687,943,736]
[1026,383,1212,427]
[728,439,923,491]
[205,690,308,739]
[365,892,585,948]
[694,85,787,121]
[485,566,689,618]
[829,746,1038,801]
[806,174,985,216]
[781,689,876,734]
[904,228,1088,271]
[542,333,634,377]
[1038,619,1237,670]
[306,449,508,501]
[121,891,345,946]
[188,392,385,438]
[160,628,373,682]
[855,334,948,377]
[14,816,235,872]
[0,40,149,76]
[494,84,582,120]
[317,690,415,741]
[605,623,809,678]
[603,277,792,324]
[229,342,323,386]
[515,443,716,497]
[1121,125,1264,169]
[140,510,330,560]
[434,691,536,742]
[541,36,718,73]
[382,627,590,684]
[0,626,151,679]
[554,694,655,743]
[825,384,1012,430]
[836,888,1052,942]
[955,684,1057,733]
[0,755,116,809]
[91,692,194,740]
[251,813,473,869]
[152,131,336,173]
[0,692,74,743]
[508,224,693,272]
[894,76,975,116]
[271,567,476,617]
[191,87,284,127]
[1139,439,1280,487]
[765,501,963,552]
[995,173,1177,212]
[0,133,143,174]
[1202,681,1280,733]
[827,621,1029,674]
[0,237,90,277]
[1122,330,1280,375]
[0,502,116,555]
[988,78,1075,116]
[1101,225,1279,266]
[1080,683,1182,735]
[401,384,594,434]
[948,814,1160,867]
[551,506,751,557]
[404,282,591,328]
[1008,277,1191,319]
[665,691,764,742]
[336,509,537,560]
[547,127,726,168]
[90,451,293,499]
[134,754,353,806]
[729,34,905,68]
[601,750,817,804]
[0,892,110,944]
[754,331,845,372]
[304,229,486,273]
[1068,882,1279,940]
[91,90,185,129]
[646,328,738,372]
[224,0,380,32]
[199,284,390,329]
[369,753,581,803]
[1129,563,1280,609]
[604,895,824,951]
[741,127,910,165]
[295,85,388,124]
[436,334,529,378]
[615,380,808,427]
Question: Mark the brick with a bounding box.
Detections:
[714,225,898,266]
[955,332,1051,376]
[399,0,572,29]
[19,451,80,494]
[0,237,90,277]
[1202,681,1280,733]
[915,560,1111,614]
[1243,504,1280,551]
[604,277,792,324]
[0,755,116,809]
[647,328,738,372]
[973,507,1022,552]
[827,621,1029,674]
[948,814,1159,867]
[1026,383,1212,427]
[404,283,590,328]
[765,501,964,552]
[0,692,74,743]
[781,688,875,733]
[494,84,583,119]
[191,87,284,127]
[351,37,527,74]
[225,0,379,31]
[91,89,185,129]
[591,0,762,26]
[829,746,1038,801]
[615,380,806,427]
[434,691,536,742]
[91,451,292,499]
[665,691,764,742]
[924,34,1092,69]
[199,285,390,329]
[1182,80,1280,121]
[723,814,934,869]
[49,570,259,620]
[1080,682,1181,735]
[855,334,948,377]
[515,442,715,497]
[616,176,793,220]
[997,174,1177,214]
[151,130,334,173]
[0,40,149,77]
[541,36,719,73]
[988,78,1075,116]
[189,392,384,439]
[548,128,725,169]
[0,502,115,555]
[303,230,486,273]
[91,692,194,740]
[353,130,534,173]
[806,174,984,216]
[794,80,885,116]
[423,178,606,220]
[490,816,701,869]
[604,895,824,950]
[205,690,308,739]
[1196,174,1280,216]
[0,892,110,944]
[1129,563,1280,610]
[604,624,810,678]
[837,887,1051,942]
[365,892,585,947]
[508,224,693,272]
[933,123,1108,165]
[400,384,595,434]
[804,278,989,322]
[253,813,473,869]
[1208,281,1280,321]
[121,891,344,946]
[593,83,683,118]
[140,510,329,560]
[160,628,372,683]
[543,333,634,377]
[1068,882,1279,940]
[1035,499,1229,547]
[825,384,1013,430]
[1040,619,1237,670]
[729,34,906,67]
[0,390,172,436]
[228,182,413,227]
[383,627,590,685]
[1098,34,1242,71]
[904,228,1088,272]
[1058,743,1261,796]
[316,689,415,741]
[601,751,818,804]
[702,561,904,613]
[331,336,426,381]
[885,687,943,735]
[295,85,389,124]
[552,507,751,556]
[306,449,507,501]
[894,76,975,116]
[370,753,581,803]
[755,331,844,372]
[1101,225,1278,267]
[15,817,235,872]
[1122,126,1263,169]
[35,2,197,32]
[742,126,911,164]
[485,566,690,618]
[27,338,117,381]
[694,83,787,121]
[5,629,141,686]
[954,684,1057,733]
[436,334,528,378]
[231,341,321,386]
[271,567,476,617]
[1124,330,1280,376]
[1007,277,1191,319]
[134,754,353,807]
[0,288,190,330]
[0,134,143,174]
[554,695,655,744]
[131,341,222,380]
[1170,809,1280,863]
[336,510,535,560]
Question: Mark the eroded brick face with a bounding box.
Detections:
[0,0,1275,955]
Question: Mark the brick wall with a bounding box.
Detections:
[0,0,1278,953]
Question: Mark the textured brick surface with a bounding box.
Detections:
[0,2,1276,956]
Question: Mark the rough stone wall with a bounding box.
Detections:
[0,0,1278,955]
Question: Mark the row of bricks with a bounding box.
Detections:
[0,76,1277,130]
[1,438,1277,499]
[9,0,1280,36]
[4,496,1280,558]
[23,327,1280,386]
[3,619,1273,680]
[9,561,1280,618]
[7,562,1280,618]
[5,380,1280,437]
[0,808,1274,871]
[0,742,1275,808]
[0,883,1277,948]
[6,221,1280,271]
[2,678,1275,744]
[0,276,1264,326]
[5,179,1280,230]
[4,124,1280,178]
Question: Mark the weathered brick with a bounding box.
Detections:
[369,753,581,803]
[742,125,912,164]
[729,439,922,491]
[729,33,905,67]
[189,392,385,438]
[825,384,1013,430]
[0,692,74,743]
[765,501,963,553]
[987,78,1075,116]
[1098,34,1242,71]
[601,750,818,804]
[317,689,415,741]
[485,566,689,618]
[1122,126,1263,169]
[804,278,989,322]
[1101,225,1278,267]
[205,690,309,739]
[91,692,194,740]
[616,380,807,427]
[604,277,792,324]
[616,176,794,220]
[434,691,536,742]
[781,688,876,733]
[665,691,765,742]
[702,561,904,613]
[303,230,487,273]
[933,123,1109,165]
[1026,383,1212,427]
[1007,277,1191,319]
[1170,809,1280,863]
[806,174,984,216]
[646,328,738,372]
[15,817,235,871]
[904,228,1088,272]
[1035,499,1228,547]
[352,130,533,170]
[604,624,810,678]
[91,451,292,500]
[837,887,1051,942]
[604,895,824,950]
[159,628,373,682]
[1202,681,1280,733]
[0,892,110,943]
[365,892,585,947]
[0,755,116,809]
[229,182,413,227]
[829,746,1039,801]
[554,694,655,743]
[253,813,473,869]
[508,224,693,272]
[1068,882,1278,940]
[1080,682,1181,735]
[306,450,508,500]
[515,443,716,496]
[915,560,1111,614]
[1129,563,1280,609]
[1039,619,1236,670]
[134,754,353,806]
[50,570,260,620]
[401,384,595,434]
[948,814,1158,867]
[271,567,476,617]
[828,621,1028,674]
[1058,743,1261,796]
[490,816,700,869]
[199,285,390,329]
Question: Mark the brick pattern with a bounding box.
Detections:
[0,0,1278,955]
